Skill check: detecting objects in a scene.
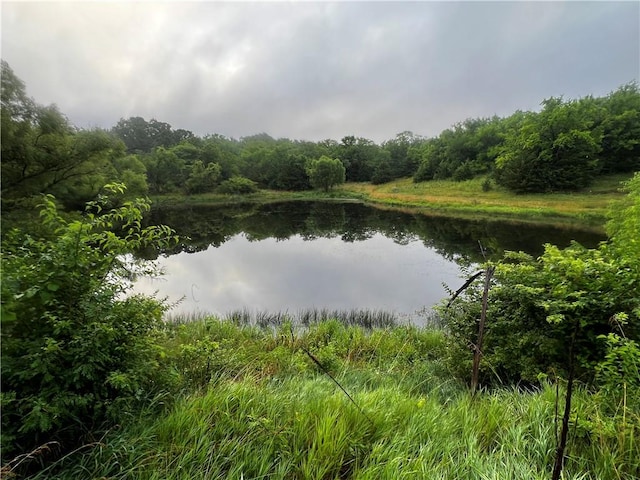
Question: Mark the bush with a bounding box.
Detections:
[452,163,474,182]
[442,174,640,386]
[1,185,176,461]
[371,160,394,185]
[217,176,259,194]
[596,328,640,415]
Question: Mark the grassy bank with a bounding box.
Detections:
[150,174,633,231]
[149,188,353,208]
[336,174,633,230]
[23,318,638,480]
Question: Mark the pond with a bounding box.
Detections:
[134,201,604,323]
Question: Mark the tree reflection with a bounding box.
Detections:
[142,201,604,262]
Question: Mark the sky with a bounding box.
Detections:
[2,1,639,143]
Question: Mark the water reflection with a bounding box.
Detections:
[136,201,604,318]
[136,233,461,319]
[143,201,604,261]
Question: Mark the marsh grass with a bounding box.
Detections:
[23,318,640,480]
[166,308,400,329]
[220,307,399,329]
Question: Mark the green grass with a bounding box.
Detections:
[335,173,634,230]
[18,318,639,480]
[211,307,407,329]
[149,188,353,208]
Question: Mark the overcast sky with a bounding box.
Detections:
[2,1,638,143]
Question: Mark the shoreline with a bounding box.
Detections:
[150,174,633,233]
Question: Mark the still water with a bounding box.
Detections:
[134,201,604,320]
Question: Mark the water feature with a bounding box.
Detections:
[134,201,604,322]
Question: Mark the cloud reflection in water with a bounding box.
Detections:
[133,232,461,318]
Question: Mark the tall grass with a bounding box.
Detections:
[221,307,399,329]
[167,307,442,329]
[20,319,639,480]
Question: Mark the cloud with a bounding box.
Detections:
[2,1,638,142]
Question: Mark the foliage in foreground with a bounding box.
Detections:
[16,319,639,480]
[1,186,176,460]
[442,172,640,386]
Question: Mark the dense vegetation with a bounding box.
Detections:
[1,186,176,462]
[414,88,640,191]
[3,60,639,216]
[442,174,640,384]
[107,86,640,195]
[2,175,638,478]
[1,59,638,477]
[1,63,147,210]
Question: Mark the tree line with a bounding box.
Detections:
[3,59,639,211]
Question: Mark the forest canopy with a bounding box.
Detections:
[2,59,639,209]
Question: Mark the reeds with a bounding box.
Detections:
[222,307,399,329]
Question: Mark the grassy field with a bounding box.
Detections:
[335,174,633,229]
[24,318,639,480]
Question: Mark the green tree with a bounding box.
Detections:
[606,172,640,267]
[111,154,149,198]
[141,147,187,194]
[382,131,423,180]
[413,138,445,182]
[47,129,128,208]
[1,185,176,459]
[265,151,311,191]
[112,117,193,154]
[598,82,640,173]
[201,134,242,180]
[306,155,346,192]
[413,116,506,183]
[495,97,602,192]
[371,154,394,185]
[1,61,129,208]
[170,141,202,164]
[338,136,382,182]
[185,160,222,194]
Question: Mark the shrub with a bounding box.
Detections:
[217,175,259,194]
[1,185,176,461]
[442,174,640,386]
[452,163,474,182]
[595,325,640,415]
